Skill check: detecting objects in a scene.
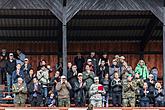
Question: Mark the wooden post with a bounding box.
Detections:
[163,2,165,99]
[62,0,67,77]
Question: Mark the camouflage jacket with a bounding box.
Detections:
[122,80,136,98]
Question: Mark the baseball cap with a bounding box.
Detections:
[94,77,99,81]
[61,75,66,79]
[78,73,83,76]
[24,58,28,61]
[9,53,13,56]
[87,59,92,62]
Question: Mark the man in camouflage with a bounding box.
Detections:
[89,77,105,107]
[122,74,136,107]
[134,72,144,106]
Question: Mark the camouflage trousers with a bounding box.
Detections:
[122,97,135,107]
[90,99,102,107]
[58,98,70,107]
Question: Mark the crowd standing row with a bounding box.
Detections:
[0,49,164,107]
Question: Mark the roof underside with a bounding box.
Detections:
[0,9,163,41]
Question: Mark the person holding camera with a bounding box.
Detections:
[56,75,72,107]
[89,77,105,107]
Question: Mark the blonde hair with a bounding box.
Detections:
[155,82,162,89]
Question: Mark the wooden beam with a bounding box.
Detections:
[68,26,162,30]
[0,26,59,30]
[0,26,162,31]
[68,36,143,41]
[21,51,163,55]
[73,14,154,19]
[0,15,56,19]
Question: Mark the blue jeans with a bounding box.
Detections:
[140,101,149,107]
[7,74,12,95]
[102,93,109,107]
[42,87,48,98]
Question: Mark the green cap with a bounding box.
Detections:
[127,73,133,77]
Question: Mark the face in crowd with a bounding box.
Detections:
[18,77,23,84]
[33,78,38,84]
[29,69,34,76]
[104,73,109,79]
[101,60,105,66]
[127,75,133,82]
[94,77,99,84]
[9,54,14,60]
[87,59,92,65]
[72,65,77,72]
[135,73,140,79]
[143,82,148,89]
[139,60,145,66]
[85,65,90,71]
[114,72,119,79]
[55,71,60,77]
[67,62,72,69]
[77,73,83,82]
[90,52,95,57]
[16,63,21,70]
[103,54,107,58]
[112,60,117,66]
[24,58,29,64]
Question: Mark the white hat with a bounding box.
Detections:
[9,53,13,56]
[87,59,92,62]
[61,75,66,79]
[78,73,83,76]
[24,58,28,61]
[94,77,99,81]
[149,74,154,77]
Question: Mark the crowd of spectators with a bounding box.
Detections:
[0,49,164,107]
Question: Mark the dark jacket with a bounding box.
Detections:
[50,76,61,86]
[111,78,122,93]
[46,97,56,107]
[97,65,109,79]
[28,83,43,103]
[146,79,156,93]
[100,79,111,93]
[12,70,24,83]
[140,88,150,101]
[73,80,86,105]
[74,56,85,72]
[67,70,78,88]
[5,59,16,74]
[21,64,32,73]
[154,89,164,102]
[25,74,37,86]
